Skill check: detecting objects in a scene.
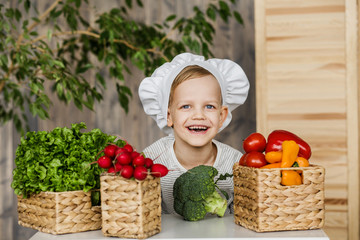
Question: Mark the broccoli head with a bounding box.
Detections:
[173,165,228,221]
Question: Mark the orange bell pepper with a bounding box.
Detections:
[293,156,310,174]
[261,162,281,169]
[281,170,302,186]
[280,140,299,168]
[295,157,309,167]
[265,151,282,163]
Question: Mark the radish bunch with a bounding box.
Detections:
[94,143,169,180]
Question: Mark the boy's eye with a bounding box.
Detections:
[181,105,190,109]
[206,105,215,109]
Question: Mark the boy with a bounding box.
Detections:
[138,53,249,214]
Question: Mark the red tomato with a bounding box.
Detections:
[239,154,247,166]
[243,133,267,153]
[244,151,267,168]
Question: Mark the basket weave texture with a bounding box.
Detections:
[100,174,161,239]
[233,163,325,232]
[17,190,101,234]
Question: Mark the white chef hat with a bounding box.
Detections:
[138,52,249,135]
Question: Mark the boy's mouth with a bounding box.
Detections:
[187,125,209,133]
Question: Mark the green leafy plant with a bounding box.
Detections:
[11,122,125,198]
[0,0,243,134]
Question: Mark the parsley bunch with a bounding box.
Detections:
[11,122,124,198]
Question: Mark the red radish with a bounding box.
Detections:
[151,164,169,177]
[103,144,118,158]
[144,158,154,168]
[132,155,145,167]
[134,166,148,180]
[121,165,134,179]
[97,156,112,169]
[107,166,116,173]
[123,143,134,153]
[115,147,128,156]
[114,162,123,172]
[116,152,132,165]
[131,151,140,159]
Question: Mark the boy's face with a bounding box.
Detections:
[167,74,228,148]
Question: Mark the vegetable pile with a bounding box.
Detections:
[11,122,124,198]
[240,129,312,186]
[173,165,231,221]
[94,143,169,180]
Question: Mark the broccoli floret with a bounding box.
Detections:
[173,165,228,221]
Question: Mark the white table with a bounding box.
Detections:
[30,214,329,240]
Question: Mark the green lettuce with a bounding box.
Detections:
[11,122,124,198]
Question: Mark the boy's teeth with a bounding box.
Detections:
[188,126,207,130]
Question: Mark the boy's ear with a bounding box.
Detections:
[167,108,174,127]
[219,106,229,127]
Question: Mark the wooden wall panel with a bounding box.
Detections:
[345,0,359,239]
[255,0,359,239]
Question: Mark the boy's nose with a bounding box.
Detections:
[191,108,205,120]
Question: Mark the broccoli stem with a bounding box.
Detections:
[203,190,227,217]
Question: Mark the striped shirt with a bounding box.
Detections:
[142,135,242,215]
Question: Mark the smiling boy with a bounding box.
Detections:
[139,53,249,214]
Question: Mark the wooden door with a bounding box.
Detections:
[255,0,359,239]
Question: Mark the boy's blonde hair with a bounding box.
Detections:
[169,65,215,106]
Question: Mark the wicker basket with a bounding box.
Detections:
[100,173,161,239]
[17,190,101,234]
[233,163,325,232]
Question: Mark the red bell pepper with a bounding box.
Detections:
[265,130,312,160]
